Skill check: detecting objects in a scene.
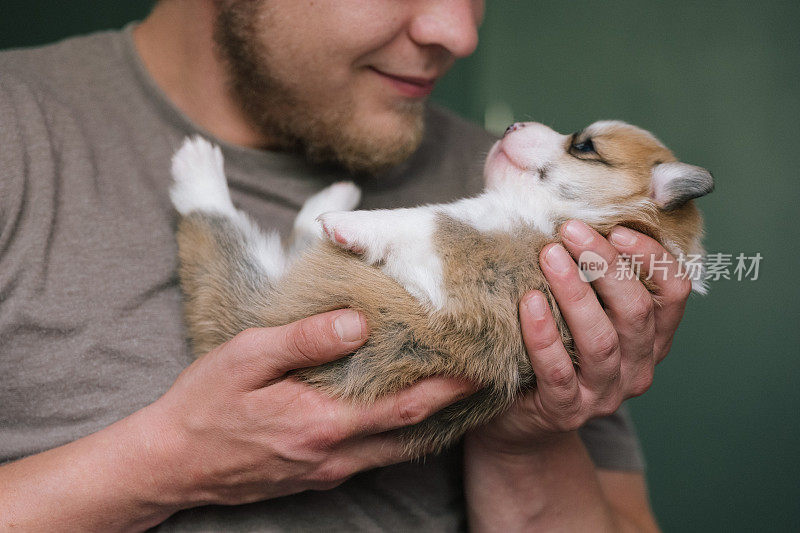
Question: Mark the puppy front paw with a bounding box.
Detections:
[317,211,377,257]
[293,182,361,241]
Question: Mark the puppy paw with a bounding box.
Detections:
[317,211,376,256]
[314,181,362,213]
[294,182,361,240]
[169,136,234,215]
[319,207,445,309]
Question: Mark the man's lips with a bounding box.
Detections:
[369,67,437,98]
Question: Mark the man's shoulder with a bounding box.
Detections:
[0,29,129,103]
[0,34,117,158]
[0,25,168,170]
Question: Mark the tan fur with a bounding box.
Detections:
[174,122,710,456]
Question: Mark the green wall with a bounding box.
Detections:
[2,2,798,531]
[436,3,800,532]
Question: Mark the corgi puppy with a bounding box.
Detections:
[169,120,713,455]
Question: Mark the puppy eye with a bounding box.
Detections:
[572,139,595,153]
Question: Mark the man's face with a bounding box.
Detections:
[214,0,484,174]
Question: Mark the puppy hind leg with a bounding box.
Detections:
[169,136,287,281]
[169,137,288,354]
[170,136,235,216]
[175,213,284,355]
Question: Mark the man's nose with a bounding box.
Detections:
[408,0,483,58]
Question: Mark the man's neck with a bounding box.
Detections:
[133,0,269,148]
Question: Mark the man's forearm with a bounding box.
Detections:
[0,406,185,532]
[464,431,622,532]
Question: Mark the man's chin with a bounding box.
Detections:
[303,111,425,175]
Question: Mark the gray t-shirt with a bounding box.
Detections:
[0,25,644,532]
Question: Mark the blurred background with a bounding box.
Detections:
[2,1,797,531]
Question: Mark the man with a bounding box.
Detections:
[0,1,688,530]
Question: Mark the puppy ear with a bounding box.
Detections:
[651,162,714,211]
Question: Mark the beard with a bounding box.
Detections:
[212,1,425,175]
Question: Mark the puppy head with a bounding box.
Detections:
[483,120,713,291]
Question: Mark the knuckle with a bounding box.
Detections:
[627,293,655,326]
[220,329,260,368]
[533,327,563,353]
[594,397,621,418]
[629,370,655,397]
[395,399,426,427]
[542,388,581,425]
[229,327,259,353]
[674,277,693,301]
[309,413,347,449]
[590,329,620,364]
[565,280,593,305]
[284,320,326,361]
[607,248,623,268]
[660,275,692,306]
[545,362,575,390]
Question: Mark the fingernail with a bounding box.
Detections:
[609,226,637,246]
[524,291,548,318]
[563,220,594,246]
[334,310,364,342]
[545,244,573,273]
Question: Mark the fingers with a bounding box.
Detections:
[560,221,656,394]
[321,433,420,486]
[539,241,621,399]
[222,309,369,389]
[348,376,477,436]
[519,291,581,419]
[274,376,476,484]
[607,226,692,362]
[334,378,478,475]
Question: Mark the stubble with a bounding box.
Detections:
[212,1,425,175]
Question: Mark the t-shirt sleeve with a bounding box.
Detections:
[0,69,71,249]
[0,75,26,244]
[578,403,646,471]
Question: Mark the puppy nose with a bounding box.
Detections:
[503,122,525,137]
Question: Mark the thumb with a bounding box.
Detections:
[224,309,369,387]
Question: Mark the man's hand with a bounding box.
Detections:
[471,219,692,451]
[145,308,474,507]
[464,219,682,532]
[0,309,472,531]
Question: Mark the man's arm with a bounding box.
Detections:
[465,433,659,532]
[0,403,182,531]
[0,310,472,532]
[596,469,661,532]
[465,220,691,530]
